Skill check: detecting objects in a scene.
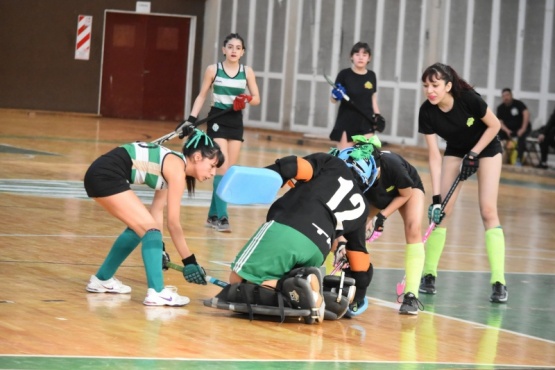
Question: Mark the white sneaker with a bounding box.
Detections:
[86,275,131,294]
[143,286,190,307]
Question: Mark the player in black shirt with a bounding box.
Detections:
[227,145,377,322]
[418,62,508,303]
[329,42,385,149]
[362,147,426,315]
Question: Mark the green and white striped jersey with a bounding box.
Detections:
[212,62,247,110]
[120,142,185,190]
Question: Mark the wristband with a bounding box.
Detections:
[182,254,197,265]
[186,115,197,124]
[468,151,479,158]
[432,195,441,204]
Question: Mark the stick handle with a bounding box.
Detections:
[166,261,229,288]
[152,107,234,145]
[330,258,349,275]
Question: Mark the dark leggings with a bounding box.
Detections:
[539,126,555,162]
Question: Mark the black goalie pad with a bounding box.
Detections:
[203,281,313,324]
[280,268,325,324]
[322,274,357,320]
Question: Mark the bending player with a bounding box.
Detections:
[205,143,378,323]
[357,136,426,315]
[84,129,224,306]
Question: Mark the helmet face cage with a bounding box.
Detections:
[337,147,378,192]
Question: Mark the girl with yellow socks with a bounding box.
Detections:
[418,62,507,303]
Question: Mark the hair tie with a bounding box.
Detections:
[185,129,214,149]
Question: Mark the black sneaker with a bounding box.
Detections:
[216,217,231,233]
[536,162,549,169]
[205,216,218,228]
[398,292,424,315]
[419,274,436,294]
[490,282,508,303]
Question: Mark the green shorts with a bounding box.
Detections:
[231,221,324,284]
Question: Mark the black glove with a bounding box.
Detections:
[182,254,207,285]
[176,115,197,139]
[460,152,479,180]
[367,212,386,242]
[428,195,444,225]
[161,242,170,271]
[373,114,386,132]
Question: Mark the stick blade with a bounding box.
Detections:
[216,166,282,205]
[396,282,405,296]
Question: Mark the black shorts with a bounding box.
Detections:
[206,107,244,142]
[329,118,374,142]
[445,137,502,158]
[84,147,132,198]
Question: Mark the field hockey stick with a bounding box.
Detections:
[323,73,377,125]
[330,257,349,275]
[164,261,229,288]
[395,175,462,296]
[152,107,234,145]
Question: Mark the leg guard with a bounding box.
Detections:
[322,274,356,320]
[277,267,326,324]
[204,267,326,324]
[345,263,374,304]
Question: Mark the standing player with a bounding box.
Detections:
[84,129,224,306]
[329,42,386,150]
[418,62,508,303]
[180,33,260,232]
[212,144,378,323]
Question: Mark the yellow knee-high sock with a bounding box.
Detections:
[486,226,506,285]
[422,227,447,276]
[405,242,425,296]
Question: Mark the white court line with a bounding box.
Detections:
[370,296,555,345]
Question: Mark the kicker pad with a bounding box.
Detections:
[323,274,356,320]
[203,267,325,324]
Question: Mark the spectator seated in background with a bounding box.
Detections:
[536,108,555,169]
[496,88,531,166]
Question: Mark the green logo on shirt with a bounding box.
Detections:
[466,117,475,127]
[386,185,395,192]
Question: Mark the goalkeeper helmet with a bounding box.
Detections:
[337,145,378,192]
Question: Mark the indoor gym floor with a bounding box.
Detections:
[0,109,554,369]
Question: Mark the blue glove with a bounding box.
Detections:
[331,83,347,101]
[428,195,445,225]
[460,152,479,180]
[182,254,207,285]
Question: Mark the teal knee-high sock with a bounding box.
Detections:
[141,229,164,292]
[96,227,141,280]
[208,175,223,218]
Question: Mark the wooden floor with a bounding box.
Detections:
[1,109,555,370]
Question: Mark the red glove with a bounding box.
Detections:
[233,94,253,111]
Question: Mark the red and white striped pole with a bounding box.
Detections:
[75,15,92,60]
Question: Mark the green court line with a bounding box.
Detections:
[1,357,552,370]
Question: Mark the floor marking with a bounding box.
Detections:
[370,297,555,345]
